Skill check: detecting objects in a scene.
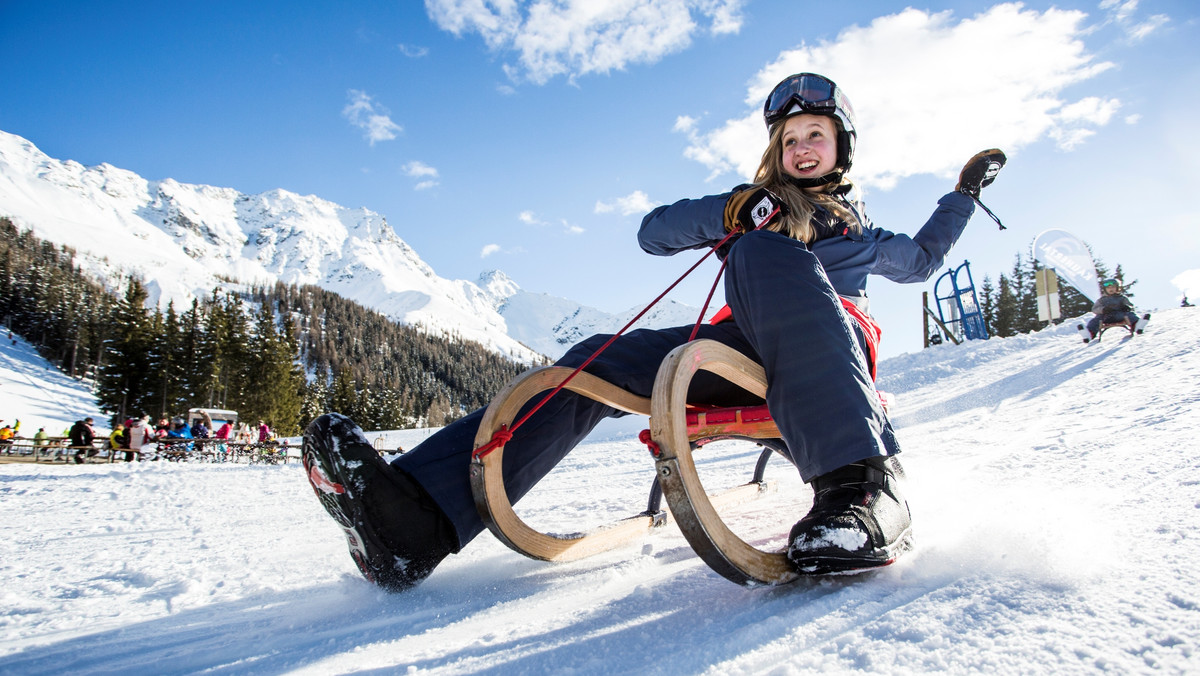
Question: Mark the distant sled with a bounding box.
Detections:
[1078,313,1151,344]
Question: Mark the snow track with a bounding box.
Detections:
[2,308,1199,674]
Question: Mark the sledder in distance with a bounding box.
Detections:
[1077,313,1150,343]
[1078,279,1150,343]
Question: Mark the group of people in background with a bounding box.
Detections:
[0,414,279,463]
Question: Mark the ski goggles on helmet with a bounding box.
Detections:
[763,73,853,129]
[1102,279,1119,289]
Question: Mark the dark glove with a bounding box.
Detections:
[956,149,1007,197]
[723,187,789,233]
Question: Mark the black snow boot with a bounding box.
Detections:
[303,413,457,591]
[787,455,913,575]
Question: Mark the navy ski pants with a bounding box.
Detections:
[394,229,899,549]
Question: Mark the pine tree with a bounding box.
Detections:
[299,364,331,431]
[979,276,997,336]
[1010,253,1041,334]
[329,368,359,420]
[993,275,1018,338]
[154,302,186,418]
[96,278,154,422]
[239,299,303,435]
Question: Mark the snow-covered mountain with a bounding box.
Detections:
[480,269,702,357]
[0,129,698,363]
[2,308,1198,673]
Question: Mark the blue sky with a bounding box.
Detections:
[2,0,1198,359]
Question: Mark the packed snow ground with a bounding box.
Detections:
[2,308,1199,674]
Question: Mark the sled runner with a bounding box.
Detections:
[471,339,805,586]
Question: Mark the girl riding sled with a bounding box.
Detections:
[303,72,1006,590]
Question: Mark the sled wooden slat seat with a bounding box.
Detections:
[684,403,781,442]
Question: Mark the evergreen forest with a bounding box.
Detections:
[0,218,536,436]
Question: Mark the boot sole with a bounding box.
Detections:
[302,417,417,591]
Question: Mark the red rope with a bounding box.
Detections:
[473,211,775,459]
[638,429,662,457]
[472,425,512,459]
[689,257,729,341]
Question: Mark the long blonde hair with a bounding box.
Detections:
[751,121,862,244]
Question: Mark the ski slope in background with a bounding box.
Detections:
[2,308,1199,674]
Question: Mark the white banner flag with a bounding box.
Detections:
[1032,229,1099,302]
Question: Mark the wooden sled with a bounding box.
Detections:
[1080,314,1150,344]
[1098,314,1150,341]
[470,339,800,587]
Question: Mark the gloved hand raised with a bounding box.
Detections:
[956,149,1006,197]
[723,187,789,233]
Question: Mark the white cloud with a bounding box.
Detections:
[673,115,697,133]
[1171,269,1200,303]
[481,243,502,258]
[425,0,744,84]
[342,90,403,145]
[398,43,430,57]
[403,161,439,190]
[680,4,1131,190]
[1100,0,1169,42]
[518,210,544,225]
[595,190,655,216]
[520,209,582,234]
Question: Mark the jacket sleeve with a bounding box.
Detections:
[868,191,975,283]
[638,192,734,256]
[1093,296,1131,314]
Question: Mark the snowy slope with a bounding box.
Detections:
[0,130,701,364]
[0,331,108,437]
[2,308,1199,674]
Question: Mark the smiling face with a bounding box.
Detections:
[780,114,839,180]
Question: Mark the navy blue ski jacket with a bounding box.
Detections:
[638,189,976,313]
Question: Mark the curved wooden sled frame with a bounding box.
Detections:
[470,366,658,562]
[472,343,801,588]
[1097,318,1135,341]
[650,339,799,586]
[471,355,789,569]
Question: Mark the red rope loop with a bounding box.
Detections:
[638,429,662,457]
[472,425,513,460]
